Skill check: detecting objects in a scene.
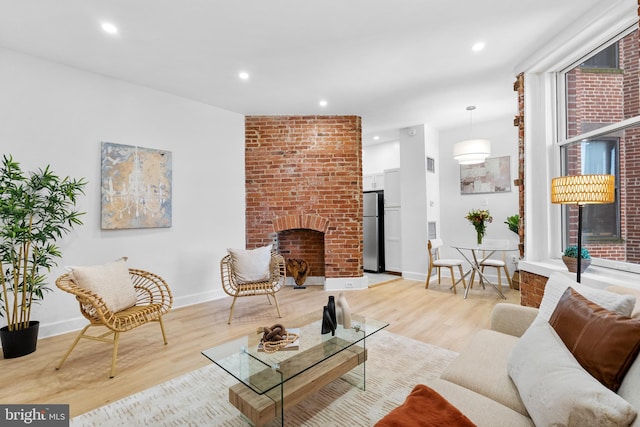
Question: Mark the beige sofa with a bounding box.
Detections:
[421,272,640,427]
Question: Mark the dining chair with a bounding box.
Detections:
[426,238,467,294]
[470,239,513,289]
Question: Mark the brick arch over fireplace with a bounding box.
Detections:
[272,214,330,234]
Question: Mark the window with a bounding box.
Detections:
[560,138,620,244]
[580,44,619,69]
[557,27,638,266]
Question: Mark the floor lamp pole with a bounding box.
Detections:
[577,204,583,283]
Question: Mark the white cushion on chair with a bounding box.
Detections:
[227,244,272,284]
[434,259,463,267]
[480,259,506,267]
[69,257,137,313]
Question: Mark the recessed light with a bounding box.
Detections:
[238,71,249,80]
[319,100,328,107]
[472,42,485,52]
[373,136,380,141]
[101,22,118,35]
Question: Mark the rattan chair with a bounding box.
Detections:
[55,269,173,378]
[221,251,286,324]
[426,238,467,294]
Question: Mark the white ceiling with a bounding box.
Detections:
[0,0,618,144]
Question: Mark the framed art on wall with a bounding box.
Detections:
[460,155,511,194]
[100,142,172,229]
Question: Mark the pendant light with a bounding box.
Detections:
[453,106,491,165]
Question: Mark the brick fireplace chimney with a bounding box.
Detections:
[245,115,366,290]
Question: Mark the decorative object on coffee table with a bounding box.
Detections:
[321,306,336,335]
[256,323,299,353]
[286,258,309,289]
[336,293,352,329]
[327,296,337,326]
[562,245,591,274]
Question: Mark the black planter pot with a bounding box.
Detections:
[0,321,39,359]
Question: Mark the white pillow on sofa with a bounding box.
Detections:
[538,272,635,321]
[69,257,137,313]
[508,317,637,427]
[227,244,272,284]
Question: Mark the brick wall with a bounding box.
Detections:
[514,73,525,258]
[520,271,549,308]
[245,115,363,279]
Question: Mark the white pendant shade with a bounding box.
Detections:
[453,139,491,165]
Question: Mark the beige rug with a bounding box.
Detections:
[71,330,457,426]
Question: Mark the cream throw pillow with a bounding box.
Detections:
[227,244,272,284]
[538,272,635,321]
[70,258,137,313]
[508,317,637,427]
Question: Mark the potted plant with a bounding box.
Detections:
[0,155,86,358]
[562,245,591,273]
[504,214,519,235]
[505,214,520,289]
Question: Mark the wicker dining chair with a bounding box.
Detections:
[55,268,173,378]
[220,251,286,324]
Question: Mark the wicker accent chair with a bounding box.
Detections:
[221,251,286,324]
[55,269,173,378]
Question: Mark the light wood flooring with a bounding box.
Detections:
[0,277,519,417]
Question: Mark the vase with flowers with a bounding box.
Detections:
[465,209,493,245]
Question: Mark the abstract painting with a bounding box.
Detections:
[460,155,511,194]
[101,142,172,229]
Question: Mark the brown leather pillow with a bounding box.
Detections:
[549,287,640,391]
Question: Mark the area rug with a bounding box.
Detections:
[71,330,457,426]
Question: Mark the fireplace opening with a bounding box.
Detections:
[277,229,325,280]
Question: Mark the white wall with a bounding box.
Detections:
[439,116,520,268]
[399,125,431,281]
[0,48,246,338]
[362,140,400,175]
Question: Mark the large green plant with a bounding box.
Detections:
[0,155,86,331]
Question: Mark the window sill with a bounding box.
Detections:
[519,259,640,291]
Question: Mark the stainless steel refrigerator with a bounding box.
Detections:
[363,191,385,273]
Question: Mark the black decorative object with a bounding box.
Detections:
[321,306,335,336]
[327,296,337,326]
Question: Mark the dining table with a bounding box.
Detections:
[449,241,519,299]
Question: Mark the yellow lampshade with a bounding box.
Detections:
[551,174,615,205]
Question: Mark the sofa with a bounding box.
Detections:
[379,272,640,427]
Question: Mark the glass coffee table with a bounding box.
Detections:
[202,312,388,426]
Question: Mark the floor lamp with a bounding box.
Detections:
[551,174,615,282]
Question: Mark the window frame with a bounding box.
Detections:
[554,24,640,272]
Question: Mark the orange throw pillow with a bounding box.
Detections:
[549,287,640,391]
[375,384,476,427]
